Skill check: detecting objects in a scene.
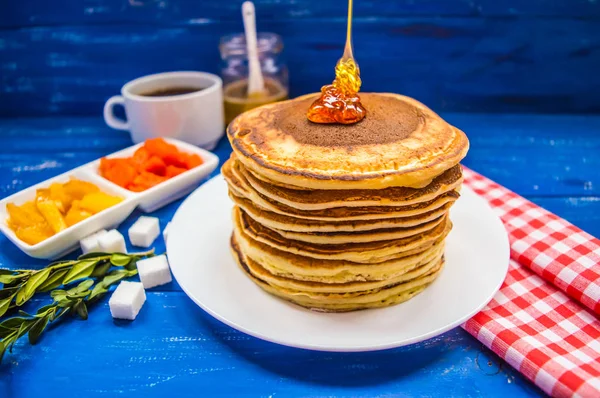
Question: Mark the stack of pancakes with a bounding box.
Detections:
[224,93,469,312]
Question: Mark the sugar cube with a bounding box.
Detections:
[79,229,108,254]
[128,216,160,248]
[163,222,171,243]
[108,281,146,320]
[136,254,172,289]
[98,229,127,253]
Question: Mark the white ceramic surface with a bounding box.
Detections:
[0,138,219,259]
[103,71,224,150]
[167,175,510,352]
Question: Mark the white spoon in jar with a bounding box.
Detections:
[242,1,266,99]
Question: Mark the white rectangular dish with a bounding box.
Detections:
[0,138,219,259]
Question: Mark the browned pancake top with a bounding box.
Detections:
[273,94,421,147]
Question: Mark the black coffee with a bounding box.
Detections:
[140,87,204,97]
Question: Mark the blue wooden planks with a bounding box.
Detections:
[1,17,599,115]
[3,0,600,28]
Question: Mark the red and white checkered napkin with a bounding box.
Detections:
[460,168,600,397]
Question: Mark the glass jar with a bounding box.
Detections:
[219,32,289,125]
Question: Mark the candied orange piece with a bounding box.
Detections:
[49,182,72,212]
[6,202,46,228]
[184,153,203,169]
[63,179,99,200]
[79,192,122,214]
[143,156,167,176]
[131,147,150,171]
[128,172,168,191]
[162,152,188,168]
[64,204,93,226]
[165,165,187,178]
[144,138,179,159]
[36,199,67,233]
[15,224,54,245]
[100,158,137,188]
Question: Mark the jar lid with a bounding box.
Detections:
[219,32,283,58]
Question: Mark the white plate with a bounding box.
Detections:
[0,138,218,259]
[168,175,510,352]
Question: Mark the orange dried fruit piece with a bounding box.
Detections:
[184,153,203,169]
[63,178,99,200]
[15,224,54,245]
[100,157,137,188]
[79,192,122,214]
[145,138,179,159]
[142,156,167,176]
[64,201,93,226]
[131,147,150,171]
[6,202,46,228]
[49,182,72,212]
[166,165,187,178]
[36,198,68,233]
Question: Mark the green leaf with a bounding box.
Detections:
[15,268,51,306]
[37,269,69,292]
[0,274,19,284]
[28,316,49,345]
[91,261,111,278]
[62,260,97,285]
[66,279,94,296]
[0,340,6,363]
[36,304,55,317]
[50,289,66,298]
[56,298,72,308]
[0,293,16,318]
[77,252,110,260]
[74,301,88,320]
[110,253,131,267]
[14,320,35,349]
[0,317,28,330]
[0,269,17,275]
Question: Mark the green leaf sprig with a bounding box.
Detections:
[0,250,154,362]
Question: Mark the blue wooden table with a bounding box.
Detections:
[0,113,599,397]
[2,0,600,395]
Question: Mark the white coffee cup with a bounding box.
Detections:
[103,71,224,150]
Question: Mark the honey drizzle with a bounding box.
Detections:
[307,0,366,124]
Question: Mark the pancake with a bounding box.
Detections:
[238,235,444,293]
[223,159,460,221]
[234,224,445,283]
[228,93,469,190]
[243,210,446,245]
[231,236,444,312]
[239,157,464,210]
[233,205,452,263]
[230,191,453,232]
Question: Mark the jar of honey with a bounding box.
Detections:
[219,32,289,125]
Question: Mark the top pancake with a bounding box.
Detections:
[228,93,469,190]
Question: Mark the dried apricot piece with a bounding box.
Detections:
[64,204,93,226]
[49,182,72,212]
[145,138,179,159]
[63,179,99,200]
[15,224,54,245]
[79,192,122,213]
[166,165,187,178]
[131,147,150,171]
[143,156,167,176]
[184,153,203,169]
[36,198,68,233]
[100,158,137,188]
[6,202,46,228]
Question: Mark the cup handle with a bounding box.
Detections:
[103,95,129,130]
